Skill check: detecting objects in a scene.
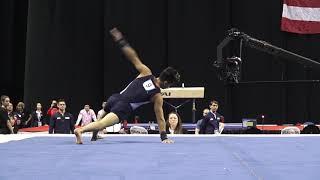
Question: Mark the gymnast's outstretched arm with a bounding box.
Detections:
[152,93,174,144]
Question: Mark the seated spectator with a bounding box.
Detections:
[133,115,140,124]
[195,108,209,134]
[15,102,31,129]
[301,124,320,134]
[49,99,75,134]
[6,102,18,133]
[200,100,224,134]
[75,104,97,127]
[0,95,13,134]
[26,103,45,127]
[6,102,15,124]
[166,111,187,134]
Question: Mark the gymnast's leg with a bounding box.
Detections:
[74,112,119,144]
[91,110,107,141]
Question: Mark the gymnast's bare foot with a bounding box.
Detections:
[74,128,83,144]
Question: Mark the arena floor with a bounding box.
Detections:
[1,134,320,180]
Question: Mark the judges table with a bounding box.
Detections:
[126,123,308,134]
[19,123,311,134]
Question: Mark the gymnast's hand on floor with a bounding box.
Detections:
[162,138,174,144]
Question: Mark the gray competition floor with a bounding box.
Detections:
[1,134,320,180]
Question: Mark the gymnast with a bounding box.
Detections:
[75,27,180,144]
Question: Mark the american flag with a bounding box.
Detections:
[281,0,320,34]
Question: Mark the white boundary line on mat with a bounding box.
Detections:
[2,133,320,143]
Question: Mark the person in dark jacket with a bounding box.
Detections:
[49,99,75,134]
[0,95,13,134]
[15,102,31,129]
[200,100,224,134]
[27,103,45,127]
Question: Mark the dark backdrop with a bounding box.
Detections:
[1,0,320,124]
[0,0,28,103]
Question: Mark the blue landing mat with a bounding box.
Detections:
[1,136,320,180]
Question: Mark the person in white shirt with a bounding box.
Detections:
[75,105,97,126]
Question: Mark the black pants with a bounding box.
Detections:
[0,128,10,134]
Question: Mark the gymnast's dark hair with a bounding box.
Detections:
[159,67,180,85]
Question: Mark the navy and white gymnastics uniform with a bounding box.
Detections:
[104,75,160,121]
